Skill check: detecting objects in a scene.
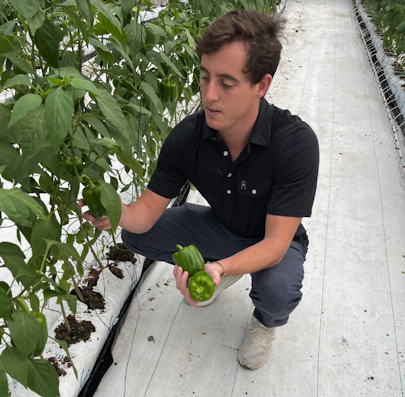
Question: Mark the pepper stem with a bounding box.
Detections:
[80,174,94,188]
[196,285,205,294]
[176,245,183,250]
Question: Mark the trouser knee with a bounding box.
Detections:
[249,242,306,328]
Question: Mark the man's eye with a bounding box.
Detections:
[222,82,233,89]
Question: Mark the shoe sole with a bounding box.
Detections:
[184,274,243,307]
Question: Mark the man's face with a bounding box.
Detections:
[200,41,263,137]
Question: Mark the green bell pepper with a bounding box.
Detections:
[160,79,178,102]
[188,271,215,301]
[65,156,84,176]
[172,244,204,277]
[82,180,107,219]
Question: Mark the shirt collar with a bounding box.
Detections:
[202,98,274,147]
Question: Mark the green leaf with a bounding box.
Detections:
[99,181,121,232]
[27,358,59,397]
[71,127,91,152]
[144,22,167,40]
[76,0,93,27]
[89,0,123,34]
[110,36,134,70]
[185,29,196,49]
[3,52,34,75]
[95,47,114,66]
[141,81,162,113]
[34,19,60,69]
[8,311,41,357]
[0,187,45,227]
[43,240,83,277]
[126,18,144,57]
[1,74,31,90]
[88,37,110,53]
[121,0,136,15]
[20,108,49,159]
[28,293,40,313]
[0,288,12,320]
[26,6,46,36]
[0,35,15,54]
[0,357,10,397]
[95,88,132,157]
[31,216,61,262]
[159,51,185,79]
[45,87,74,150]
[0,243,30,286]
[83,115,110,137]
[9,0,41,19]
[2,345,30,388]
[8,94,42,129]
[70,78,100,95]
[124,101,152,115]
[397,21,405,34]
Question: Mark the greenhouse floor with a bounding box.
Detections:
[94,0,405,396]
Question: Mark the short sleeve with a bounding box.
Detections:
[266,124,319,217]
[147,128,188,199]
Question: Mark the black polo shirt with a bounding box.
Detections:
[148,98,319,247]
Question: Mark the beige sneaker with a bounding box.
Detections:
[238,315,276,369]
[184,274,243,307]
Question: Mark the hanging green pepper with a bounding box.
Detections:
[32,312,48,357]
[188,271,215,301]
[172,244,205,277]
[160,78,178,102]
[65,156,84,176]
[82,180,107,219]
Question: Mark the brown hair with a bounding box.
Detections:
[196,9,285,85]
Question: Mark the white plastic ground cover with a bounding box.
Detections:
[94,0,405,396]
[9,254,144,397]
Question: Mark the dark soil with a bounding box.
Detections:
[108,264,123,279]
[47,357,67,376]
[71,286,105,311]
[106,243,136,263]
[83,243,136,287]
[84,267,102,287]
[47,356,72,377]
[55,314,96,346]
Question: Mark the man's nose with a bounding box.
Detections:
[205,81,219,102]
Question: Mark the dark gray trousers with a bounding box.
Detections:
[122,203,307,328]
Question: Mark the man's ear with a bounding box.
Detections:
[257,74,272,98]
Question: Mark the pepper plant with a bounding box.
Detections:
[362,0,405,72]
[0,0,278,395]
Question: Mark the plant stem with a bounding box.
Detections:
[60,302,71,334]
[72,276,85,303]
[110,230,119,250]
[89,244,105,270]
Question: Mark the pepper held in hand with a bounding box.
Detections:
[172,244,204,277]
[188,271,215,301]
[82,180,107,219]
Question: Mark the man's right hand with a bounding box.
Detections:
[78,199,113,230]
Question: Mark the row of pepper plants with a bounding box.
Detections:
[0,0,279,396]
[361,0,405,72]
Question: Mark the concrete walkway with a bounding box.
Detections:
[95,0,405,396]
